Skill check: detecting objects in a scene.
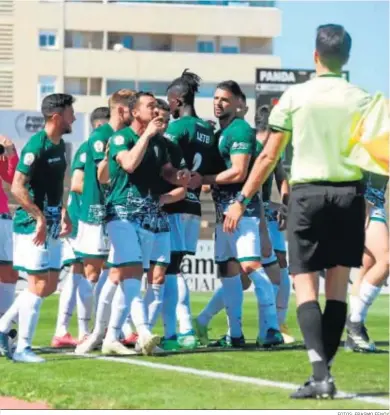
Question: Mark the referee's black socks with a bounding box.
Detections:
[297,301,329,381]
[322,300,348,367]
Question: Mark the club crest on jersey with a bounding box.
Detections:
[94,140,104,153]
[114,135,125,146]
[24,152,35,166]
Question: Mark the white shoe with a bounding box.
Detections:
[136,333,161,356]
[101,340,137,356]
[13,347,45,363]
[74,334,103,355]
[135,342,165,355]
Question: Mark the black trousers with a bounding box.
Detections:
[287,181,366,274]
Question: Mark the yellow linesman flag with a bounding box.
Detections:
[347,93,389,176]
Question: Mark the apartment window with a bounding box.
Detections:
[106,79,136,95]
[64,77,102,96]
[220,36,240,54]
[65,31,104,49]
[39,30,57,49]
[138,81,170,96]
[107,32,134,50]
[37,76,56,108]
[197,36,215,53]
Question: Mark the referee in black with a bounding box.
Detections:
[224,24,373,399]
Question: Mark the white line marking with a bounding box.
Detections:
[57,351,389,407]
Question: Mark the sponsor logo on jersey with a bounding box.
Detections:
[80,152,87,163]
[48,157,62,164]
[114,135,125,146]
[196,132,211,144]
[232,142,249,150]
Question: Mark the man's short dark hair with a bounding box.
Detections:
[239,91,247,103]
[41,93,75,121]
[155,98,170,113]
[90,107,110,126]
[255,105,270,133]
[128,91,155,113]
[316,24,351,69]
[216,80,243,98]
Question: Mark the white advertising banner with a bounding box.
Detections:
[16,240,389,294]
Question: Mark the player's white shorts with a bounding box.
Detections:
[62,237,82,267]
[13,233,62,274]
[76,220,110,258]
[0,216,13,263]
[267,220,287,253]
[168,213,201,255]
[215,217,261,264]
[370,206,387,224]
[106,219,171,270]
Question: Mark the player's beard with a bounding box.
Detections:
[172,108,180,119]
[62,124,72,135]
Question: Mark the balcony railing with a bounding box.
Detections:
[65,0,276,7]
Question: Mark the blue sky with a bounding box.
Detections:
[274,0,389,94]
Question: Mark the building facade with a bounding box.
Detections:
[1,0,281,124]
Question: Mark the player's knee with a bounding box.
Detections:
[0,266,18,284]
[166,253,184,275]
[276,251,288,269]
[240,261,260,275]
[84,260,103,282]
[240,273,252,290]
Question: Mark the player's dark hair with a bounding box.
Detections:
[216,80,243,98]
[155,98,170,113]
[316,24,351,69]
[128,91,155,113]
[166,69,201,105]
[90,106,110,126]
[41,93,75,121]
[239,91,247,103]
[255,105,270,133]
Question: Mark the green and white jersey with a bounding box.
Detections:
[163,116,216,216]
[269,73,372,184]
[364,172,388,208]
[211,118,261,223]
[106,127,170,233]
[67,141,88,239]
[13,130,67,238]
[79,123,114,225]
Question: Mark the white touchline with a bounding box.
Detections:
[59,351,389,407]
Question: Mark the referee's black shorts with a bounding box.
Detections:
[287,180,365,274]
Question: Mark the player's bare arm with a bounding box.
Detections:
[97,142,110,184]
[202,153,250,185]
[161,162,190,187]
[159,186,186,206]
[70,169,84,194]
[223,131,289,233]
[116,117,164,174]
[11,171,46,245]
[274,159,290,206]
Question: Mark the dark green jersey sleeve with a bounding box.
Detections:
[165,120,189,146]
[229,123,255,156]
[71,142,88,172]
[16,138,42,176]
[90,130,109,163]
[110,133,132,160]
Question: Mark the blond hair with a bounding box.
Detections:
[109,89,136,108]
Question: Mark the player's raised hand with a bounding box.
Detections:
[145,116,165,137]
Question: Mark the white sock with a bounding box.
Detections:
[77,278,95,339]
[162,274,178,339]
[93,279,117,337]
[122,313,136,338]
[0,282,16,317]
[131,295,151,338]
[350,281,382,323]
[0,292,23,333]
[55,272,82,337]
[249,267,279,339]
[94,269,109,317]
[106,279,141,342]
[220,275,243,338]
[177,274,193,334]
[197,286,224,327]
[144,283,165,329]
[16,290,43,352]
[277,267,291,325]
